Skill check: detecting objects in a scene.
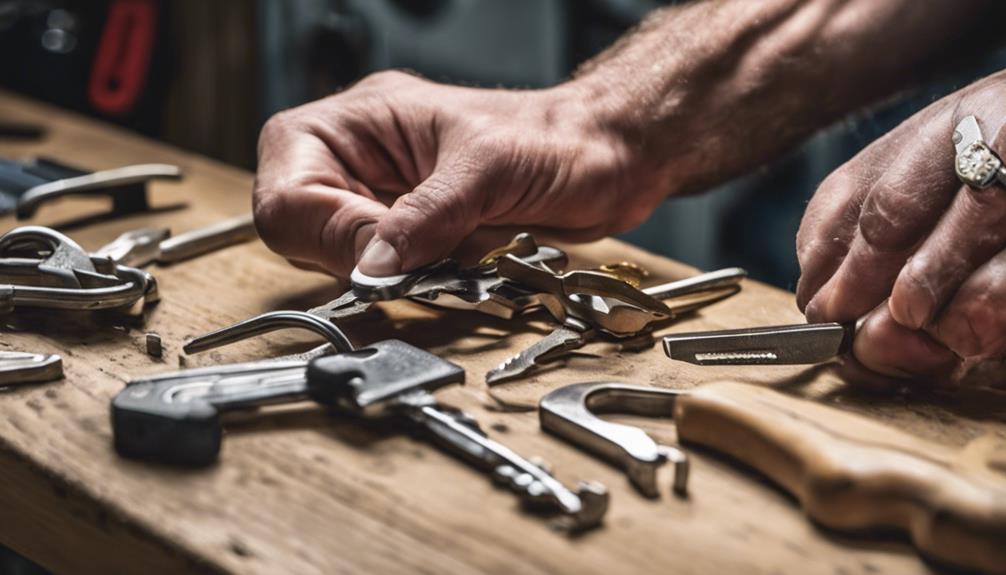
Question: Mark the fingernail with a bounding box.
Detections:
[357,238,402,276]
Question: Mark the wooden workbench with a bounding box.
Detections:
[1,91,1003,575]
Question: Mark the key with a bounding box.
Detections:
[114,310,353,465]
[95,213,256,268]
[306,341,609,530]
[113,356,319,465]
[661,321,855,365]
[310,233,568,321]
[486,268,747,384]
[486,320,590,384]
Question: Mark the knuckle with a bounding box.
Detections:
[260,109,300,140]
[897,258,936,300]
[251,187,293,253]
[858,183,915,253]
[356,69,417,90]
[939,294,1006,358]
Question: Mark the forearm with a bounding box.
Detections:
[565,0,998,195]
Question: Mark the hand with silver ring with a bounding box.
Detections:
[797,71,1006,385]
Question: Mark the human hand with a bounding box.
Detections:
[796,72,1006,381]
[253,71,668,278]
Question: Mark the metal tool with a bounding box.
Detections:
[113,311,353,465]
[486,267,746,384]
[16,163,182,219]
[543,380,1006,573]
[0,351,64,386]
[95,214,257,268]
[183,310,354,355]
[539,383,689,498]
[307,344,609,530]
[661,321,855,365]
[311,233,569,321]
[0,226,158,313]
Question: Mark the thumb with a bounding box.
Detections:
[358,159,487,275]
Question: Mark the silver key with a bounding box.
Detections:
[307,343,609,530]
[405,392,609,530]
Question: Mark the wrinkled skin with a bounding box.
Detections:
[253,71,665,277]
[797,71,1006,383]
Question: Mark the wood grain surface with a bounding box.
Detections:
[1,91,1004,575]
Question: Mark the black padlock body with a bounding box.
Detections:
[111,380,222,466]
[306,339,464,413]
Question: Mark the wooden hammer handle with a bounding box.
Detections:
[674,382,1006,574]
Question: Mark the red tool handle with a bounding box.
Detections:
[88,0,157,116]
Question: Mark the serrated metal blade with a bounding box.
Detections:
[662,322,854,365]
[485,326,587,385]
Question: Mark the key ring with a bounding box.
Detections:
[954,115,1006,190]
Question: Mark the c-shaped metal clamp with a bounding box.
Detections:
[539,382,689,498]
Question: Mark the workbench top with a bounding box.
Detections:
[1,91,1003,575]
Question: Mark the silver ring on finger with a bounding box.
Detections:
[954,115,1006,190]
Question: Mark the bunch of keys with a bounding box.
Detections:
[113,310,609,530]
[0,226,158,314]
[486,255,747,383]
[310,233,569,321]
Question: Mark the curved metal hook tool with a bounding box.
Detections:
[0,226,156,312]
[17,163,182,219]
[540,382,689,498]
[184,310,355,355]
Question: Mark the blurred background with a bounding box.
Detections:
[1,0,1001,294]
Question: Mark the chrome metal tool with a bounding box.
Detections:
[16,162,182,220]
[661,322,855,365]
[310,233,568,321]
[95,213,257,268]
[539,382,689,498]
[0,225,158,313]
[0,351,64,386]
[486,267,746,384]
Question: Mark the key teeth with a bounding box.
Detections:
[485,354,523,384]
